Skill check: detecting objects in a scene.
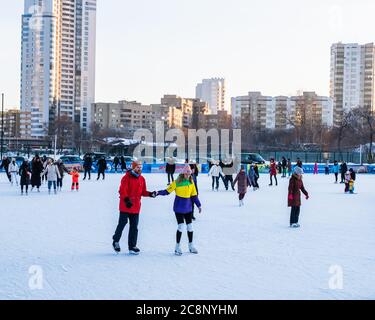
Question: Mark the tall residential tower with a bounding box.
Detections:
[21,0,96,138]
[195,78,226,115]
[330,43,375,126]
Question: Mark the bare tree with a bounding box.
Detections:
[352,107,375,163]
[54,115,73,152]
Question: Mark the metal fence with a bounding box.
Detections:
[256,151,364,164]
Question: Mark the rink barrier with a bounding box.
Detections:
[2,160,375,174]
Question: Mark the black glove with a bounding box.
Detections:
[149,191,157,198]
[124,197,132,208]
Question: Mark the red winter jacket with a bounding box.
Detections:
[270,163,277,175]
[288,174,309,207]
[119,171,152,214]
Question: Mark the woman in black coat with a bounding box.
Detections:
[19,160,31,195]
[166,158,176,185]
[120,156,127,173]
[31,156,44,192]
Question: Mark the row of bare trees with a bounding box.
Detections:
[242,107,375,163]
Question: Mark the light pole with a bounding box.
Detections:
[1,93,4,160]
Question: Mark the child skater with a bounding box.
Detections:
[234,165,252,207]
[157,166,202,256]
[70,167,80,191]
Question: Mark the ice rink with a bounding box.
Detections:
[0,172,374,300]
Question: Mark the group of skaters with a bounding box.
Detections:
[111,157,313,257]
[1,154,360,256]
[82,154,108,181]
[331,160,356,193]
[1,155,81,195]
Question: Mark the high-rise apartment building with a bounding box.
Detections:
[21,0,96,138]
[330,43,375,126]
[196,78,226,114]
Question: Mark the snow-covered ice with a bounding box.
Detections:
[0,172,374,300]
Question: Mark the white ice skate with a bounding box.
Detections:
[175,244,182,256]
[188,243,198,254]
[291,223,300,228]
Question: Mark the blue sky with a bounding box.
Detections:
[1,0,374,108]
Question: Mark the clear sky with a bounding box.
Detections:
[1,0,374,109]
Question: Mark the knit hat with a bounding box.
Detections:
[294,166,304,175]
[182,165,192,175]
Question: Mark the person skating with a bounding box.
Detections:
[248,163,259,191]
[9,158,19,186]
[56,159,69,191]
[83,154,93,180]
[313,162,318,175]
[0,156,11,182]
[281,157,287,178]
[157,166,202,256]
[269,158,278,186]
[234,166,252,207]
[166,157,176,185]
[288,167,309,228]
[348,168,356,194]
[218,159,227,186]
[31,155,44,192]
[332,161,339,183]
[253,163,260,188]
[287,159,292,177]
[340,161,348,184]
[324,160,330,175]
[277,161,282,175]
[222,158,236,191]
[189,161,199,221]
[42,159,61,194]
[69,167,80,191]
[296,158,303,168]
[113,156,119,173]
[120,156,127,173]
[97,156,107,180]
[42,155,49,184]
[208,160,223,191]
[344,171,353,193]
[19,160,31,195]
[112,161,157,255]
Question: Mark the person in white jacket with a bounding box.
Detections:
[9,158,19,186]
[208,160,223,191]
[42,159,61,194]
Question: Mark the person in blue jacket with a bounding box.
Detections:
[332,160,339,184]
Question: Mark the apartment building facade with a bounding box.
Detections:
[20,0,96,137]
[232,92,333,130]
[330,42,375,126]
[196,78,226,115]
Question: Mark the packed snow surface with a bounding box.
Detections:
[0,172,374,300]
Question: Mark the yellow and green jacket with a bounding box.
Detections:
[158,179,201,214]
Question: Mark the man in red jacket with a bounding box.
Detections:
[112,160,157,255]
